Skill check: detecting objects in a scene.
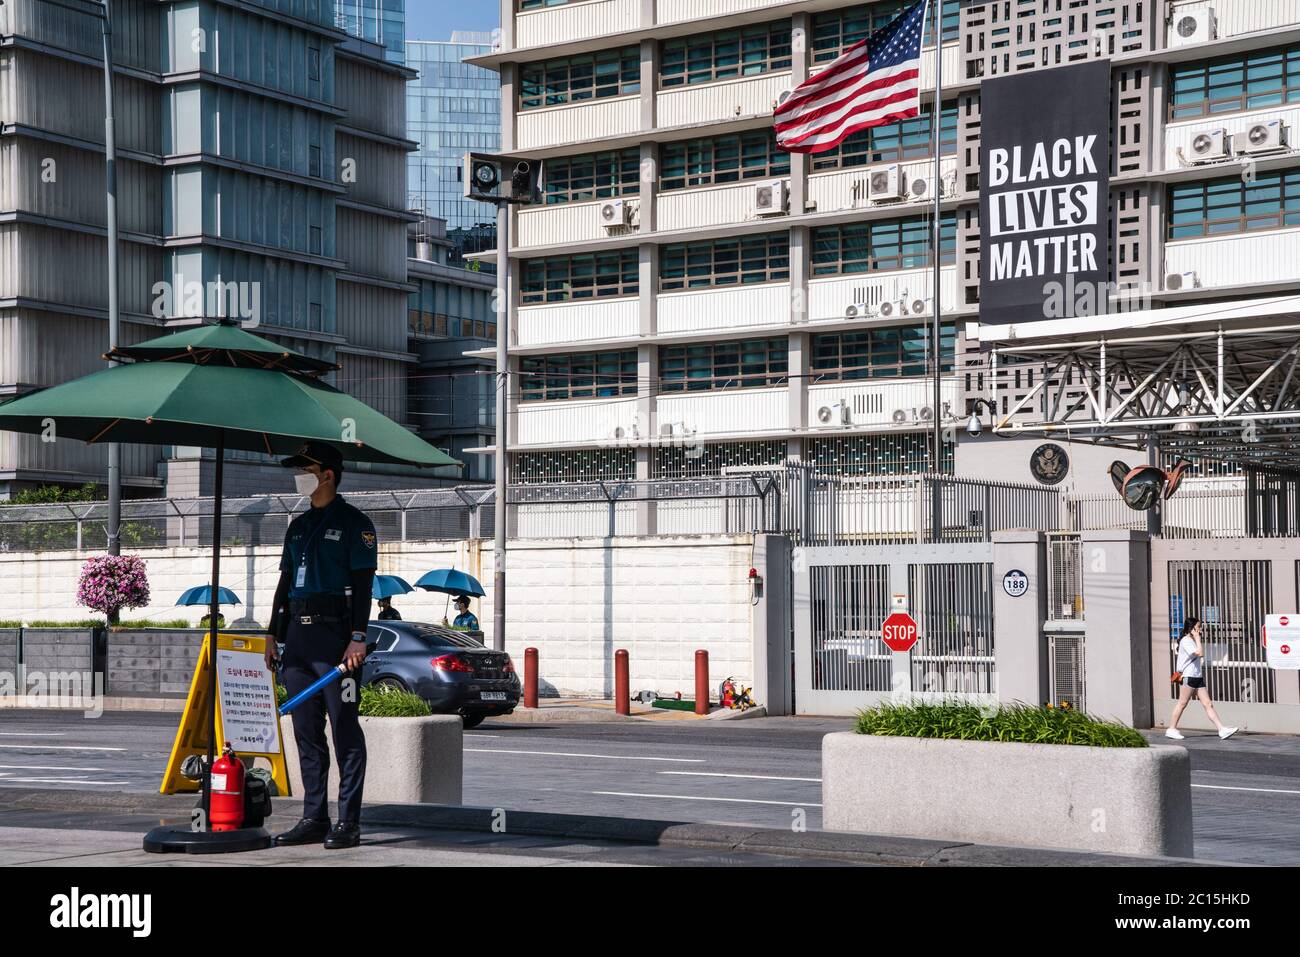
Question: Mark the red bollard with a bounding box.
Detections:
[695,649,709,715]
[615,649,630,715]
[524,647,538,709]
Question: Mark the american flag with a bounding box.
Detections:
[775,0,928,155]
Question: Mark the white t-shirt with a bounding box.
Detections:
[1177,636,1204,678]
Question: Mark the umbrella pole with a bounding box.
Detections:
[203,430,225,829]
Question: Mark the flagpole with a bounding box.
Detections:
[929,0,944,491]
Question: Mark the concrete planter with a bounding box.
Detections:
[279,714,463,807]
[822,732,1193,858]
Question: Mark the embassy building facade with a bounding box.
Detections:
[469,0,1300,494]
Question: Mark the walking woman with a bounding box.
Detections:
[1167,617,1238,740]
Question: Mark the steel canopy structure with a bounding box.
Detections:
[972,295,1300,469]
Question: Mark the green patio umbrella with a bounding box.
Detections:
[0,321,459,852]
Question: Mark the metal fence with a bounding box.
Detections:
[791,468,1063,546]
[1165,559,1275,705]
[0,476,784,553]
[1047,532,1084,622]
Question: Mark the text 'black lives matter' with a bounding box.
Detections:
[979,59,1113,325]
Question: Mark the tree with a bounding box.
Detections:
[76,555,151,626]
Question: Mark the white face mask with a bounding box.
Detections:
[294,470,320,496]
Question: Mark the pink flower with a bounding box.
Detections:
[76,555,150,620]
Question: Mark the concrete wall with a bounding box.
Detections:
[0,535,761,700]
[1081,530,1153,728]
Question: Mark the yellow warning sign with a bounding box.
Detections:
[160,633,290,797]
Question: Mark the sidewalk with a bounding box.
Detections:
[486,698,766,723]
[0,786,1217,867]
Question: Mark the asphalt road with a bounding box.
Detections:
[0,709,1296,865]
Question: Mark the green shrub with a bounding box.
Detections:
[359,684,431,718]
[854,700,1147,749]
[24,619,106,629]
[275,682,288,707]
[0,620,22,629]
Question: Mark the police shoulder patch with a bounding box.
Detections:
[361,531,376,549]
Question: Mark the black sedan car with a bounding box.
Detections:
[361,621,519,728]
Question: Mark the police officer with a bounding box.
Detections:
[265,442,377,850]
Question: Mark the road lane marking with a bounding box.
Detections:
[594,790,823,808]
[0,777,132,785]
[0,744,126,751]
[0,765,109,772]
[1192,783,1300,795]
[0,732,66,736]
[465,748,705,763]
[658,771,821,783]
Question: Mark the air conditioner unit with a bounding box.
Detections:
[599,199,633,231]
[754,179,788,217]
[868,165,905,203]
[907,297,929,316]
[660,423,675,438]
[909,175,930,200]
[814,400,851,429]
[1170,8,1216,47]
[878,300,897,319]
[844,304,863,319]
[772,88,794,111]
[1188,129,1231,164]
[891,407,935,425]
[1165,271,1200,292]
[1238,119,1288,155]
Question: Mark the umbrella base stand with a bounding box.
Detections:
[142,825,272,855]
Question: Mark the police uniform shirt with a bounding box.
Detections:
[281,496,378,598]
[454,611,479,630]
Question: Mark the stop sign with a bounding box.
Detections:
[882,612,919,653]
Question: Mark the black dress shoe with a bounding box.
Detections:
[324,821,361,849]
[274,818,331,846]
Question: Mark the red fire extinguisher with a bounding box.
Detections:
[209,742,245,832]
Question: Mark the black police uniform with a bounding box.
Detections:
[277,494,377,826]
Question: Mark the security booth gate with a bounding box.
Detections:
[793,542,998,715]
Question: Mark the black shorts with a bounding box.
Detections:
[1185,676,1205,689]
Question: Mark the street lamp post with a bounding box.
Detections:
[99,0,122,554]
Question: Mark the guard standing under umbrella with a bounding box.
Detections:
[265,441,377,850]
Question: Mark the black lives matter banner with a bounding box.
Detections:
[980,60,1112,324]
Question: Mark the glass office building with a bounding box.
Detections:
[336,0,406,64]
[406,33,500,265]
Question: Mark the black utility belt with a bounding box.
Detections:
[290,595,349,616]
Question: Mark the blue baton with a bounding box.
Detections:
[278,664,349,716]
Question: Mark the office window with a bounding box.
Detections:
[660,131,790,191]
[1168,171,1300,239]
[811,104,958,172]
[812,213,956,275]
[519,47,641,110]
[521,249,640,303]
[520,350,639,402]
[519,0,574,8]
[811,324,955,381]
[812,0,959,62]
[1170,44,1300,119]
[660,233,789,291]
[544,148,642,204]
[660,338,789,392]
[661,21,792,87]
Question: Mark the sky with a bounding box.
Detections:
[405,0,500,43]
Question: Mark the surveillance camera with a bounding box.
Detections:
[966,414,983,437]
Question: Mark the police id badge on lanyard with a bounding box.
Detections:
[297,501,338,589]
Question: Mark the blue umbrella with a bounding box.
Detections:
[372,575,414,599]
[176,585,241,607]
[415,568,486,598]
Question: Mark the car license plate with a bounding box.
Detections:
[480,691,507,701]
